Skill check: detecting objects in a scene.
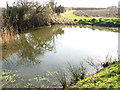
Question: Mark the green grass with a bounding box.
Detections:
[61,10,120,27]
[61,10,81,21]
[73,60,120,88]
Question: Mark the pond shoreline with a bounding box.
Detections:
[52,21,120,28]
[71,60,120,88]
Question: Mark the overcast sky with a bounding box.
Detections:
[0,0,120,8]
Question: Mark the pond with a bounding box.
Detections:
[2,25,119,88]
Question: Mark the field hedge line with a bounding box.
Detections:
[74,18,120,27]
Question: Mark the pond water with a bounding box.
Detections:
[2,25,118,88]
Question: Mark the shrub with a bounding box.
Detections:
[74,19,77,21]
[56,70,67,89]
[90,18,97,25]
[91,18,96,22]
[78,19,82,23]
[101,54,117,68]
[105,21,114,26]
[82,21,85,24]
[54,5,65,15]
[2,0,53,31]
[67,62,86,83]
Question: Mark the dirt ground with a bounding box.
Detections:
[73,9,118,18]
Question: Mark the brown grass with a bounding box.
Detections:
[1,28,22,47]
[52,13,78,25]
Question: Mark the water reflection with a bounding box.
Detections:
[2,25,118,88]
[2,25,65,69]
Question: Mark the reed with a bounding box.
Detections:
[1,28,22,47]
[67,62,86,84]
[56,69,67,89]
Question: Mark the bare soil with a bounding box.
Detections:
[73,9,118,18]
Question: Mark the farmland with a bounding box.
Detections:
[73,8,118,18]
[58,10,120,27]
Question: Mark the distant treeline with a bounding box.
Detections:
[72,8,106,10]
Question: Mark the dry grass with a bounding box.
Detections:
[52,11,78,25]
[1,28,22,47]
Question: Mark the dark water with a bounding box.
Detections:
[2,25,118,88]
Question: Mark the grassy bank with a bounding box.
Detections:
[59,10,120,27]
[72,60,120,88]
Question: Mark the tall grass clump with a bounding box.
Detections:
[56,62,86,88]
[56,69,68,89]
[101,54,118,68]
[67,62,86,84]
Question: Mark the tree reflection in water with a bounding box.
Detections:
[2,25,65,69]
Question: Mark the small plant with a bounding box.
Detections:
[56,70,67,89]
[54,5,65,15]
[67,62,86,83]
[102,62,110,67]
[101,54,113,68]
[99,18,103,22]
[90,18,97,25]
[78,19,82,23]
[74,19,77,21]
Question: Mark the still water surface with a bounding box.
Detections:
[2,25,118,88]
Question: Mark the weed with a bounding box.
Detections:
[74,19,77,21]
[101,54,117,68]
[67,62,86,83]
[56,69,68,89]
